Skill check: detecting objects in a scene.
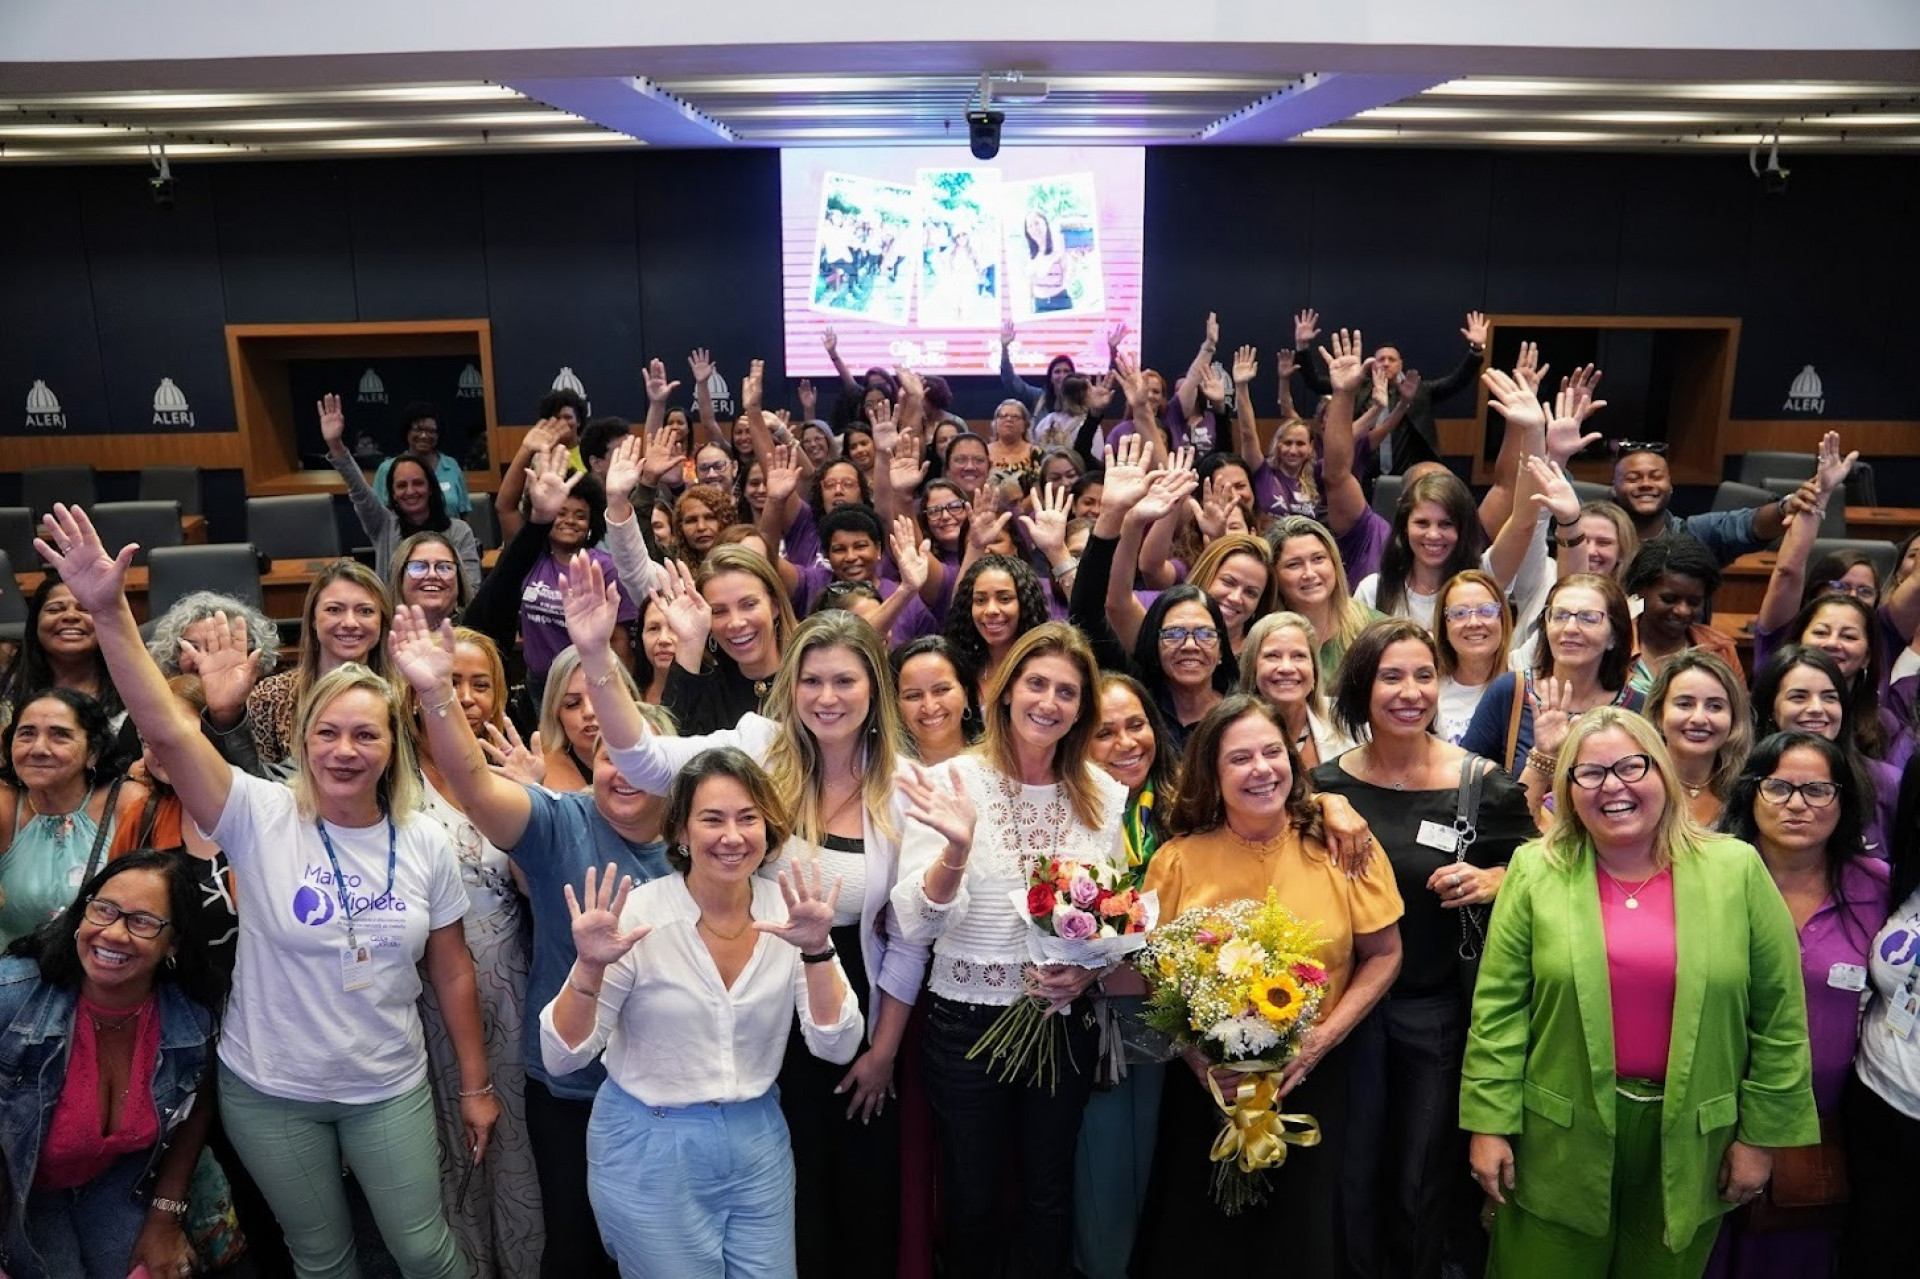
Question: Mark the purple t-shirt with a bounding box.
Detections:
[1798,858,1891,1111]
[520,548,636,678]
[783,504,824,569]
[795,561,939,643]
[1336,507,1391,590]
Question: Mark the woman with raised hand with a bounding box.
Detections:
[1,575,126,734]
[1648,652,1753,828]
[1708,731,1887,1279]
[390,605,676,1279]
[320,393,483,593]
[651,546,797,735]
[0,687,143,950]
[1463,709,1818,1279]
[0,852,224,1279]
[1237,611,1356,770]
[540,754,861,1279]
[562,555,927,1279]
[39,503,494,1279]
[890,622,1128,1278]
[245,558,395,768]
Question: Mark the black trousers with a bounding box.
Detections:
[1840,1071,1920,1276]
[524,1077,618,1279]
[780,923,900,1279]
[919,993,1096,1279]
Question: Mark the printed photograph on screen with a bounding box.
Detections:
[915,169,1001,328]
[1004,174,1104,320]
[810,172,918,325]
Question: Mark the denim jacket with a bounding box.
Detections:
[0,956,216,1274]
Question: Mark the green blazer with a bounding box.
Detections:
[1460,833,1818,1252]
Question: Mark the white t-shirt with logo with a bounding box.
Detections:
[208,772,468,1104]
[1858,884,1920,1120]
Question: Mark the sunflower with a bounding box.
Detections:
[1248,970,1305,1027]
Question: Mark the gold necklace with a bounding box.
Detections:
[697,913,753,942]
[1600,865,1665,910]
[88,1001,148,1034]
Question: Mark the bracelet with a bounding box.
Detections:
[566,975,602,999]
[1051,555,1079,582]
[801,948,837,965]
[1552,513,1583,527]
[150,1196,190,1220]
[1555,533,1588,549]
[424,696,457,719]
[457,1083,495,1099]
[938,853,968,872]
[585,667,625,688]
[1526,748,1558,775]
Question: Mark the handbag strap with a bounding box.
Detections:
[1502,671,1527,774]
[1454,754,1488,858]
[79,775,126,889]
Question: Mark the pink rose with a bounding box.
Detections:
[1056,908,1099,941]
[1069,874,1102,909]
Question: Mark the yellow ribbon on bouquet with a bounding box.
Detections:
[1205,1067,1321,1174]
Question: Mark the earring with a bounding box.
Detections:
[676,844,690,858]
[166,954,177,970]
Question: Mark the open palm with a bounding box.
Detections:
[389,605,456,694]
[567,864,650,967]
[561,553,623,654]
[33,505,132,614]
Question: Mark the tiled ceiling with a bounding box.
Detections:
[0,74,1916,162]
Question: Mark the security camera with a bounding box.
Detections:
[1749,135,1789,196]
[149,174,176,208]
[148,142,175,209]
[967,109,1003,161]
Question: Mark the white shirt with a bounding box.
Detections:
[1437,676,1493,746]
[890,756,1127,1006]
[208,772,469,1104]
[539,874,862,1106]
[418,775,521,924]
[1857,884,1920,1120]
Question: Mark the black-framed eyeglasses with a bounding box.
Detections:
[404,559,459,579]
[1823,580,1877,602]
[84,896,172,939]
[1758,777,1840,808]
[1159,625,1221,649]
[1444,602,1504,623]
[1569,754,1653,789]
[925,500,970,518]
[695,460,733,477]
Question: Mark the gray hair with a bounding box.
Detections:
[146,592,280,676]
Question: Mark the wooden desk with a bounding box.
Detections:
[1717,552,1777,615]
[182,514,207,544]
[1845,506,1920,542]
[1713,611,1757,679]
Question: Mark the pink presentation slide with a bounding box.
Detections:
[780,146,1145,378]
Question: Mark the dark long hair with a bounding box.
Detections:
[941,555,1049,685]
[385,452,452,535]
[7,850,228,1014]
[1165,695,1322,841]
[1750,645,1875,821]
[1095,672,1177,844]
[1719,731,1876,948]
[1889,754,1920,911]
[1373,473,1485,620]
[1131,585,1235,726]
[4,575,124,722]
[1787,593,1889,760]
[0,686,119,787]
[890,635,982,751]
[1330,617,1440,743]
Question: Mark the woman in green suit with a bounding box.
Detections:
[1462,707,1818,1278]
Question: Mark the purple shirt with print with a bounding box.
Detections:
[521,548,636,678]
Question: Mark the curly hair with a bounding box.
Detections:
[145,591,280,677]
[941,554,1049,685]
[5,575,123,723]
[1623,534,1723,598]
[809,459,873,521]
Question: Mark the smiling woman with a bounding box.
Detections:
[245,560,394,767]
[1,576,125,732]
[321,394,483,594]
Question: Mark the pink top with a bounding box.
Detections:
[1598,866,1677,1081]
[34,995,162,1191]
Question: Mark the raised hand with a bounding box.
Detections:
[640,424,685,486]
[1133,466,1201,527]
[1371,358,1391,407]
[1197,362,1227,407]
[655,556,713,651]
[1018,482,1072,559]
[1099,434,1153,513]
[1523,454,1580,525]
[1814,430,1859,497]
[1545,387,1603,464]
[753,860,842,954]
[890,516,933,594]
[1187,474,1235,540]
[1110,351,1144,408]
[900,761,977,855]
[1528,674,1574,758]
[688,347,716,384]
[1482,369,1546,436]
[180,611,261,723]
[1293,308,1321,350]
[822,326,839,356]
[1106,319,1130,353]
[1513,341,1547,396]
[561,553,624,656]
[317,393,347,451]
[1462,310,1491,347]
[869,405,899,454]
[644,358,680,405]
[34,505,134,614]
[605,435,646,502]
[526,444,585,524]
[967,498,1013,554]
[742,358,765,417]
[565,864,650,968]
[1277,348,1298,381]
[1317,329,1372,396]
[999,319,1016,350]
[389,604,457,694]
[895,366,926,404]
[480,722,547,786]
[1202,310,1220,351]
[1559,363,1604,415]
[1086,371,1117,415]
[764,443,805,505]
[796,378,818,418]
[888,441,928,495]
[521,419,561,457]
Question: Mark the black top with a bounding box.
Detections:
[1311,756,1534,997]
[663,657,769,736]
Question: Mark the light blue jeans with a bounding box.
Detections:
[218,1064,462,1279]
[587,1082,795,1279]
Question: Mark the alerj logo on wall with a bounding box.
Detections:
[457,363,485,400]
[152,377,195,428]
[551,366,590,415]
[358,368,388,404]
[25,380,67,430]
[1784,365,1824,414]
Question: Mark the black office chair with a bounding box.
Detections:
[1710,481,1780,513]
[1759,478,1847,538]
[1843,460,1877,508]
[1808,538,1899,587]
[246,495,341,562]
[1571,480,1613,507]
[0,507,35,569]
[1736,452,1814,488]
[147,545,267,619]
[90,501,184,566]
[1369,475,1404,522]
[138,466,204,516]
[21,465,96,520]
[0,551,26,644]
[461,501,500,551]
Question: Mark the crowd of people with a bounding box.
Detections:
[0,311,1914,1279]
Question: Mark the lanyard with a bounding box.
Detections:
[315,818,397,950]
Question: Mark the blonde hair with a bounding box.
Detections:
[1434,569,1514,679]
[1542,707,1705,872]
[761,611,904,846]
[976,622,1105,831]
[1272,418,1318,506]
[1578,500,1639,584]
[1238,611,1328,721]
[694,545,799,672]
[540,646,640,754]
[1267,517,1371,654]
[288,662,421,822]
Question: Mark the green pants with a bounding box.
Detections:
[1487,1078,1720,1279]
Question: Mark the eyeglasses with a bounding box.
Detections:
[1444,602,1504,623]
[1759,777,1839,808]
[695,460,733,478]
[1568,754,1653,789]
[925,500,970,519]
[1609,440,1668,458]
[1549,608,1608,628]
[1823,580,1877,602]
[1159,626,1220,649]
[404,560,459,579]
[83,896,172,939]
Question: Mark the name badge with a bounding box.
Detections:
[1827,962,1867,992]
[1416,820,1459,853]
[1886,990,1920,1041]
[340,946,374,993]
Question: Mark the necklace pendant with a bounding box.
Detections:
[1624,896,1639,910]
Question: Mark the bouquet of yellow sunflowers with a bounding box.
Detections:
[1140,890,1330,1213]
